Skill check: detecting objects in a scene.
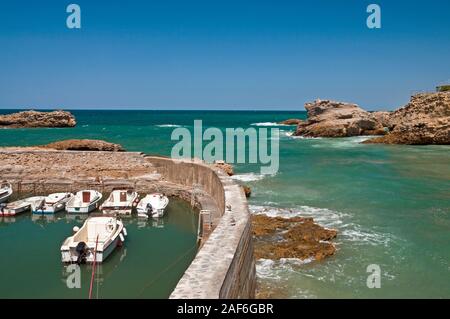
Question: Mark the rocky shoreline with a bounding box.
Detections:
[0,110,76,128]
[294,92,449,145]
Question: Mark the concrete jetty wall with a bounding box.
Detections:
[145,156,256,299]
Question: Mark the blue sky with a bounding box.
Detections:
[0,0,449,110]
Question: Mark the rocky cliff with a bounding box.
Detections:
[0,110,76,128]
[294,99,386,137]
[364,92,450,145]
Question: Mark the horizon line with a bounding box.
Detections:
[0,107,387,112]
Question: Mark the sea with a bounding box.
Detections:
[1,109,449,298]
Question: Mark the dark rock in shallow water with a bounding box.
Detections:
[252,214,337,261]
[0,110,76,128]
[242,185,252,198]
[213,160,234,176]
[41,139,124,152]
[364,92,450,145]
[294,99,386,138]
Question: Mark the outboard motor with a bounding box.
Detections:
[146,203,153,215]
[0,203,6,213]
[75,242,88,265]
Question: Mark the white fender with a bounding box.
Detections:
[122,227,127,236]
[119,233,125,242]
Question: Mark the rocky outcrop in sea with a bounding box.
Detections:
[0,110,76,128]
[252,214,337,261]
[364,92,450,145]
[294,99,386,137]
[41,139,124,151]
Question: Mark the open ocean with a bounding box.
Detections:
[1,110,449,298]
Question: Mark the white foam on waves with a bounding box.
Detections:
[250,122,293,127]
[231,173,269,182]
[156,124,183,128]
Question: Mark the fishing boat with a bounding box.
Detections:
[100,188,139,215]
[0,196,45,216]
[136,193,169,218]
[31,192,73,214]
[0,182,12,203]
[61,216,127,264]
[66,190,102,214]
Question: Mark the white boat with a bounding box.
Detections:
[66,190,102,214]
[136,193,169,218]
[61,216,127,264]
[0,182,13,203]
[0,196,45,216]
[100,189,139,215]
[31,192,73,214]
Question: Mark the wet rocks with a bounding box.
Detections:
[294,99,386,137]
[0,110,76,128]
[213,160,234,176]
[252,214,337,261]
[242,185,252,198]
[364,92,450,145]
[277,119,303,125]
[40,139,125,152]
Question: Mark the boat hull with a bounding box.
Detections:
[102,208,133,215]
[66,201,99,214]
[136,194,168,219]
[61,217,126,264]
[61,235,121,263]
[66,190,102,214]
[32,204,66,214]
[0,204,30,216]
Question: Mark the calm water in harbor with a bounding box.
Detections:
[0,197,198,298]
[1,110,449,298]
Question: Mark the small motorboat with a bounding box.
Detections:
[31,192,73,214]
[0,182,13,204]
[136,193,169,218]
[61,216,127,264]
[0,196,45,216]
[100,188,139,215]
[66,190,102,214]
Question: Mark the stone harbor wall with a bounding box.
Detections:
[0,150,256,299]
[145,156,256,299]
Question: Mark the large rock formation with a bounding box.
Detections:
[0,110,76,128]
[40,139,124,152]
[364,92,450,145]
[294,99,386,137]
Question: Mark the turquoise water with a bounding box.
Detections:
[1,110,449,298]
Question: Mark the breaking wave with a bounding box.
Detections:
[250,122,292,127]
[156,124,183,128]
[231,173,269,182]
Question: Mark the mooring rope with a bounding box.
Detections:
[88,235,99,299]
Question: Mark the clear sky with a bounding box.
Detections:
[0,0,449,110]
